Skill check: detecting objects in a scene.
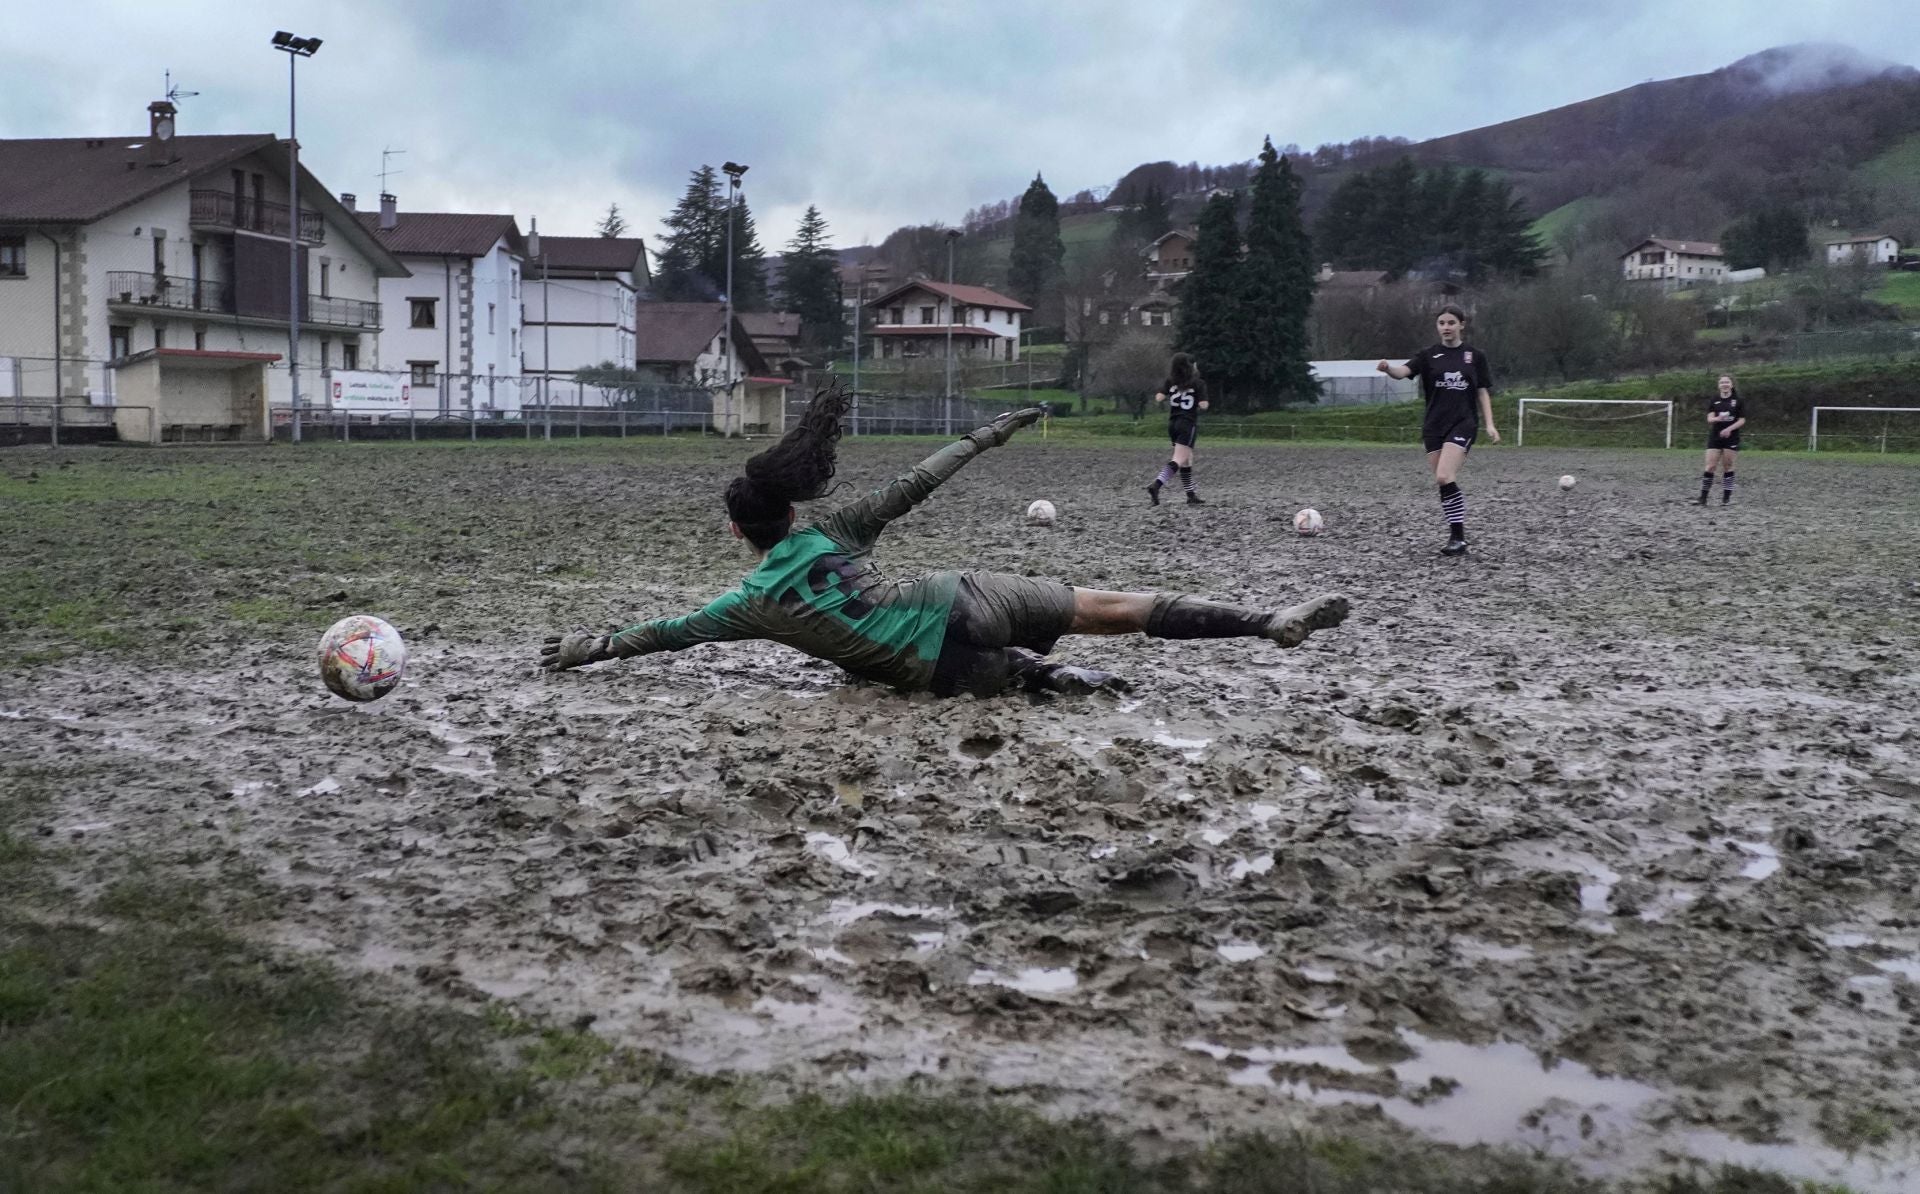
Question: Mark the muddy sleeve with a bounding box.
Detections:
[816,436,987,549]
[607,590,754,658]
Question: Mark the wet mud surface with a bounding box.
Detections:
[6,439,1920,1187]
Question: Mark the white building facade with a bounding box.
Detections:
[866,281,1029,362]
[0,102,408,428]
[357,199,526,416]
[1619,238,1727,288]
[522,236,648,386]
[1824,234,1900,265]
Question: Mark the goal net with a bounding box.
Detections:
[1516,399,1673,449]
[1808,406,1920,454]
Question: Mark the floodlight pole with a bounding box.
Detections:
[722,162,747,438]
[272,32,319,443]
[945,229,961,435]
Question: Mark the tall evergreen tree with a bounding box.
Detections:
[727,195,770,312]
[1479,179,1549,279]
[596,203,629,238]
[1173,192,1245,400]
[781,205,845,352]
[655,166,724,301]
[1314,171,1376,269]
[1235,138,1318,407]
[1366,157,1422,278]
[1008,174,1065,311]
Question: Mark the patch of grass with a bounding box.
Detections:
[1869,269,1920,313]
[226,594,305,626]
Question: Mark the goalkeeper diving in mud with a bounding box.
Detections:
[540,387,1350,696]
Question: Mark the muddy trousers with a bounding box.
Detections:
[1144,595,1276,640]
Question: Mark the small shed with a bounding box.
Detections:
[110,349,278,444]
[713,376,792,437]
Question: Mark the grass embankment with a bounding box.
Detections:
[0,451,1859,1192]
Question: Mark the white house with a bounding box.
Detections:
[866,280,1030,362]
[356,196,525,417]
[523,235,650,386]
[1824,233,1900,265]
[1620,237,1727,288]
[0,99,408,439]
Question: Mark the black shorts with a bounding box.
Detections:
[930,572,1077,698]
[1169,419,1199,448]
[1707,436,1740,452]
[1423,420,1476,454]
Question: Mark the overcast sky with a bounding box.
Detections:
[7,1,1914,251]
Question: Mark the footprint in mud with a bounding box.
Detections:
[958,733,1005,759]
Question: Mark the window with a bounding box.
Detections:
[409,361,437,386]
[152,235,166,276]
[510,269,519,298]
[0,236,24,277]
[194,328,206,350]
[342,342,359,370]
[920,305,936,324]
[410,298,436,329]
[488,303,496,335]
[318,257,331,299]
[510,328,517,357]
[319,338,331,368]
[110,325,132,360]
[889,307,904,325]
[153,326,165,350]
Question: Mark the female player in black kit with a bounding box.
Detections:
[1376,305,1500,555]
[1146,352,1209,505]
[1697,374,1745,505]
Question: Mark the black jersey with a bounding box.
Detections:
[1406,343,1493,428]
[1708,394,1745,438]
[1162,378,1205,422]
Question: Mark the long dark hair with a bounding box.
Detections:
[1717,374,1740,401]
[1169,352,1197,385]
[725,384,852,550]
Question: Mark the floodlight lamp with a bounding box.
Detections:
[272,30,293,46]
[722,161,748,181]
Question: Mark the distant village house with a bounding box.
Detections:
[865,281,1029,362]
[1620,238,1726,288]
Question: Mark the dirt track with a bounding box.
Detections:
[5,437,1919,1188]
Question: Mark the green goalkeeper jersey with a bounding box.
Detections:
[605,436,990,690]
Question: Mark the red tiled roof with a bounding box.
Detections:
[358,211,523,258]
[1621,237,1723,258]
[0,133,277,222]
[535,235,648,273]
[869,280,1031,312]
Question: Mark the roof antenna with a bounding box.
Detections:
[379,145,407,195]
[164,69,199,105]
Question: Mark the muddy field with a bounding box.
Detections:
[5,436,1919,1189]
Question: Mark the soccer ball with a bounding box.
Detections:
[1026,499,1057,526]
[1559,474,1577,491]
[318,614,407,702]
[1293,508,1324,536]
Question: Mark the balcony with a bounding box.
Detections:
[106,271,380,331]
[190,189,325,244]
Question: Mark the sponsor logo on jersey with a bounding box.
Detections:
[1438,370,1470,391]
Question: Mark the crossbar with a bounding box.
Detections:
[1808,406,1920,452]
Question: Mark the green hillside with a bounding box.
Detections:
[1529,197,1601,248]
[1858,130,1920,187]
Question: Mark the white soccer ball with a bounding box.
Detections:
[1293,508,1324,536]
[1559,474,1577,491]
[318,614,407,703]
[1026,499,1057,526]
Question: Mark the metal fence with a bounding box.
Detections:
[788,390,1012,437]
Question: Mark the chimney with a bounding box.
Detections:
[146,100,177,166]
[378,193,397,232]
[340,193,357,212]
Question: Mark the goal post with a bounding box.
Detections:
[1516,398,1673,449]
[1808,406,1920,453]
